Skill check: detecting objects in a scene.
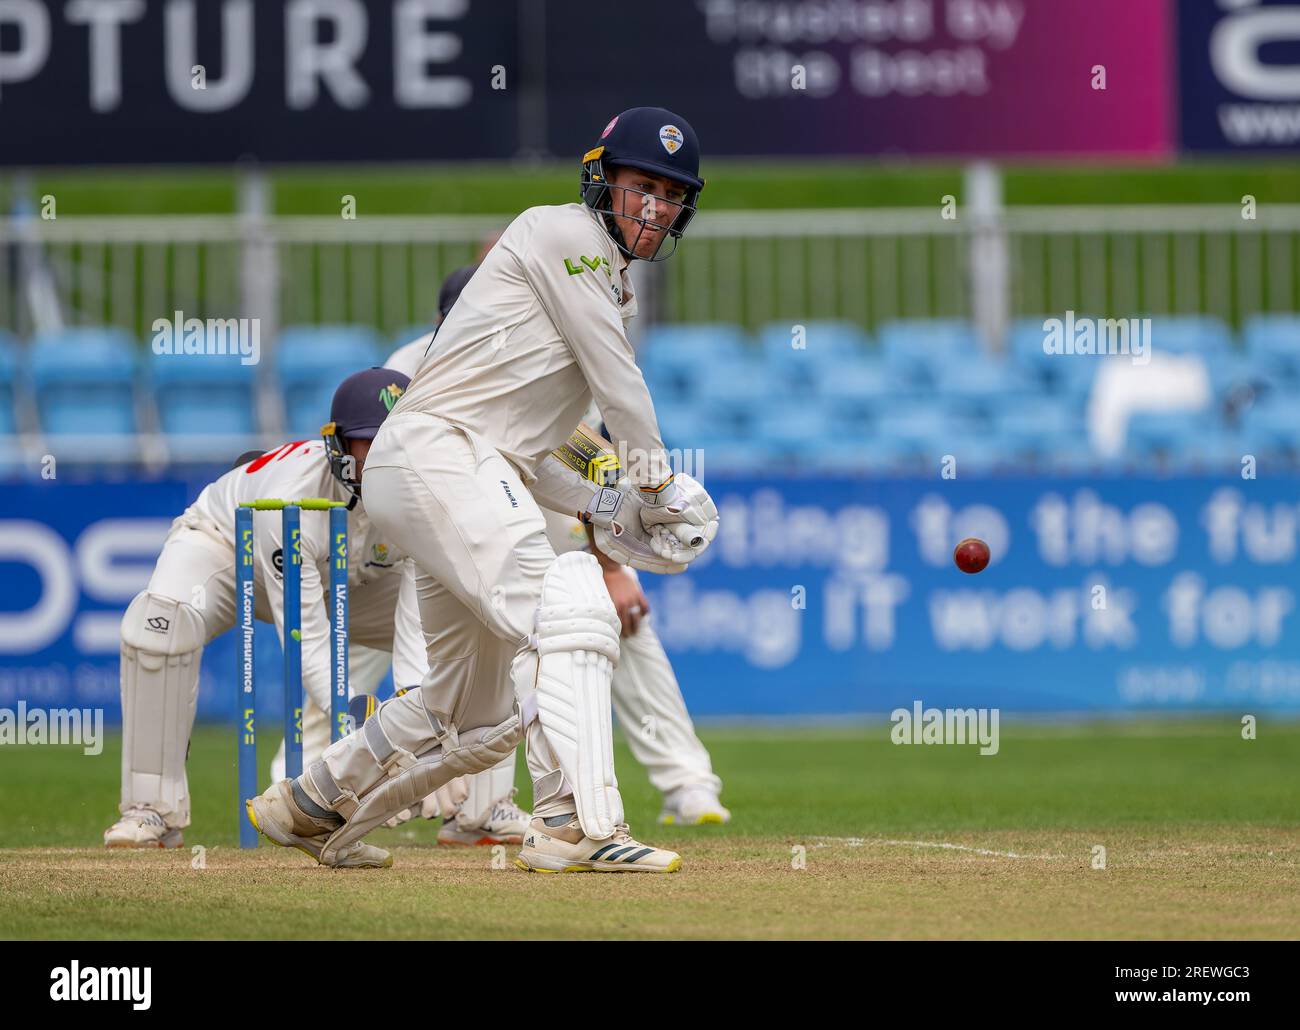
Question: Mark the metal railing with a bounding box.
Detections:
[5,204,1297,342]
[2,203,1298,469]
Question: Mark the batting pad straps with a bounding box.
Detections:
[362,699,443,775]
[534,606,621,664]
[319,710,523,865]
[306,759,359,820]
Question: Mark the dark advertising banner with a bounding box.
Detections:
[544,0,1173,159]
[0,0,520,164]
[1179,0,1300,152]
[2,1,1295,166]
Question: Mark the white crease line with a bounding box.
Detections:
[810,836,1063,860]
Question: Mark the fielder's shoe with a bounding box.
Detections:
[103,806,183,849]
[245,779,391,869]
[658,786,731,826]
[515,815,681,873]
[437,788,529,847]
[384,806,418,829]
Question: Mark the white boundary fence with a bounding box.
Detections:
[5,204,1299,341]
[2,203,1298,466]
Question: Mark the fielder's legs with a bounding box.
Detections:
[613,611,729,825]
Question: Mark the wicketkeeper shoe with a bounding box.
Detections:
[514,815,682,873]
[437,788,530,846]
[658,786,731,826]
[103,806,183,849]
[245,779,392,869]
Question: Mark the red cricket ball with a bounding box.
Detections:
[953,537,990,574]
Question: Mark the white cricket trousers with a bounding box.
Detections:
[313,411,555,807]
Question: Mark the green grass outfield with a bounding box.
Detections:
[5,161,1300,215]
[1,720,1297,939]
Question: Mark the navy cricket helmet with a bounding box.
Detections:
[581,106,704,262]
[321,367,410,501]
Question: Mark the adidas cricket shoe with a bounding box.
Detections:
[515,815,681,874]
[245,779,392,869]
[658,787,730,826]
[103,806,183,849]
[437,788,529,847]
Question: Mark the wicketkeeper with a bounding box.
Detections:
[104,368,416,853]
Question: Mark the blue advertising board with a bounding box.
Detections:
[3,475,1300,724]
[1178,0,1300,153]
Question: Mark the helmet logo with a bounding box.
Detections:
[378,383,404,411]
[601,116,619,139]
[659,124,683,154]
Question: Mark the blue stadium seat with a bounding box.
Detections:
[877,319,982,388]
[1242,314,1300,382]
[0,331,18,435]
[1241,399,1300,456]
[1009,316,1109,397]
[148,351,258,444]
[1146,316,1232,356]
[755,406,833,462]
[871,399,962,464]
[638,324,749,398]
[947,435,1012,475]
[285,383,341,439]
[1007,316,1054,373]
[643,366,692,406]
[276,325,381,384]
[1202,349,1260,392]
[811,358,892,403]
[757,320,871,388]
[276,326,382,437]
[933,353,1039,418]
[29,328,139,440]
[652,399,707,448]
[1193,427,1250,472]
[696,437,768,475]
[810,432,916,476]
[697,357,772,431]
[815,361,907,435]
[994,398,1085,465]
[1170,425,1246,473]
[1125,410,1212,457]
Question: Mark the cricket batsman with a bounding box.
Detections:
[247,106,719,872]
[388,266,729,827]
[104,368,413,864]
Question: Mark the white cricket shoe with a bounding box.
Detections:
[246,779,392,869]
[658,787,731,826]
[515,815,681,873]
[384,806,419,829]
[104,806,183,849]
[437,788,529,847]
